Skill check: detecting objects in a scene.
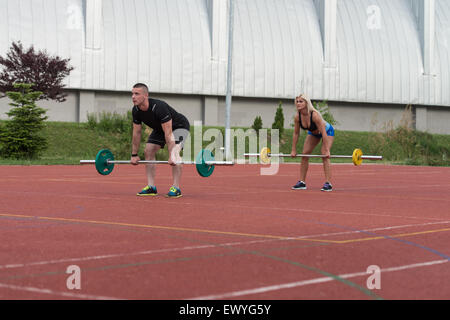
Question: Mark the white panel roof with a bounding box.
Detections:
[0,0,85,89]
[232,0,324,99]
[335,0,424,104]
[435,0,450,106]
[0,0,449,106]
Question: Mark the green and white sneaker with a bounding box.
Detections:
[137,185,158,196]
[166,186,182,198]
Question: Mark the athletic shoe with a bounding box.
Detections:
[292,181,307,190]
[321,182,333,192]
[137,185,158,196]
[166,186,182,198]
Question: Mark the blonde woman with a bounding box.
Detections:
[291,94,335,192]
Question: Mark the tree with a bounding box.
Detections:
[252,115,263,131]
[314,100,339,126]
[0,83,48,159]
[0,41,74,102]
[272,101,285,136]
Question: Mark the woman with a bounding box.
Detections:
[291,94,335,192]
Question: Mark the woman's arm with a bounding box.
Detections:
[291,113,300,157]
[313,113,331,158]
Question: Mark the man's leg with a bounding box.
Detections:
[171,143,183,188]
[144,143,161,187]
[170,128,190,189]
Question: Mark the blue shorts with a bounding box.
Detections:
[308,123,335,139]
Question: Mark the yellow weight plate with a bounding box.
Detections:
[260,147,271,164]
[352,148,363,166]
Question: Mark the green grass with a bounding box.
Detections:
[0,120,449,166]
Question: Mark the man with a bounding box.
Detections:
[130,83,190,198]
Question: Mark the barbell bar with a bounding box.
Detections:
[244,147,382,166]
[80,149,234,177]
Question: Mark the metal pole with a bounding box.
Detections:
[225,0,234,161]
[79,160,235,166]
[243,153,383,160]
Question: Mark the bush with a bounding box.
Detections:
[252,116,263,131]
[87,111,133,134]
[272,101,284,136]
[314,100,338,126]
[0,83,48,159]
[86,111,151,159]
[368,106,450,166]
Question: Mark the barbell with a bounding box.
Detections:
[81,147,382,178]
[244,147,383,165]
[80,149,234,177]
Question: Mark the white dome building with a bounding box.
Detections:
[0,0,449,134]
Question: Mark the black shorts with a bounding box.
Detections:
[147,126,190,149]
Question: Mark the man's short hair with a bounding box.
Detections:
[133,83,149,94]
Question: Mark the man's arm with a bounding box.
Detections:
[131,123,142,164]
[161,120,178,165]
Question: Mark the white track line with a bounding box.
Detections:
[189,259,449,300]
[0,282,122,300]
[2,221,450,270]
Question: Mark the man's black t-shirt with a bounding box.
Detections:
[132,98,190,131]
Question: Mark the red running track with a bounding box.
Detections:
[0,163,449,300]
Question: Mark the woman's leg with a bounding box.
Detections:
[321,136,334,183]
[300,135,321,181]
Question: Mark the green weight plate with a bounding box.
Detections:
[195,149,215,177]
[95,149,115,175]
